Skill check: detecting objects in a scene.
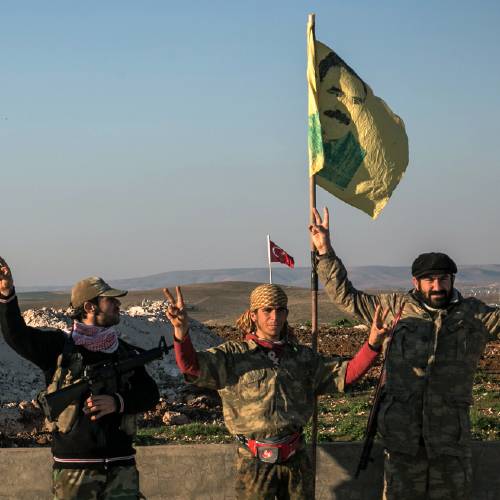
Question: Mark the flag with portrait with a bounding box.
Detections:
[307,19,409,218]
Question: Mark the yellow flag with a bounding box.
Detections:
[307,17,409,219]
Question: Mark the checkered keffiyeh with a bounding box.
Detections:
[236,284,288,334]
[71,321,119,353]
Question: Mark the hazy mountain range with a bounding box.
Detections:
[17,265,500,292]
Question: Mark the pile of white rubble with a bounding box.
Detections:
[0,300,222,404]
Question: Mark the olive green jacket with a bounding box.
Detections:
[189,338,348,440]
[318,251,500,457]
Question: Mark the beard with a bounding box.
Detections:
[415,289,452,309]
[95,310,121,327]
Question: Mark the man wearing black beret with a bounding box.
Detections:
[309,208,500,500]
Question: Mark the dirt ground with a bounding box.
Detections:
[2,323,499,448]
[210,324,500,378]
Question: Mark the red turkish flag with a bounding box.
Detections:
[269,240,295,269]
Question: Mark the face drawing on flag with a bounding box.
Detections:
[317,43,367,142]
[307,19,409,218]
[314,41,408,195]
[314,41,368,190]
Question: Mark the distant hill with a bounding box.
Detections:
[17,264,500,292]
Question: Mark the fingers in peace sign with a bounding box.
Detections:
[374,304,390,330]
[308,207,333,255]
[368,304,392,349]
[163,286,184,310]
[311,207,329,229]
[163,286,189,336]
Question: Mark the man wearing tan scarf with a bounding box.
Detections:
[167,283,390,499]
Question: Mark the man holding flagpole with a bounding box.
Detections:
[309,207,500,499]
[306,13,410,497]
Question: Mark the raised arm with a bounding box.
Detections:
[315,306,390,395]
[309,207,400,325]
[344,305,390,385]
[0,257,65,371]
[164,286,232,390]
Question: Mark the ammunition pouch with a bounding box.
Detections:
[40,346,84,434]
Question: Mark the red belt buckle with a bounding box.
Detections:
[257,445,280,463]
[247,433,301,464]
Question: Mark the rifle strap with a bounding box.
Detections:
[385,304,404,347]
[390,305,404,337]
[355,303,405,478]
[380,304,405,380]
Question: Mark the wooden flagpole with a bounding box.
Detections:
[310,175,319,499]
[308,13,319,500]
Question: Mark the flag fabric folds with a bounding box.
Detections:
[307,17,409,219]
[269,240,295,269]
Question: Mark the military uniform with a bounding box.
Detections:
[53,466,141,500]
[193,337,347,438]
[317,250,500,499]
[189,335,348,498]
[173,282,381,499]
[234,447,314,499]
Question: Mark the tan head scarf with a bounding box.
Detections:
[236,284,288,335]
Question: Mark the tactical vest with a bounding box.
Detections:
[40,337,138,436]
[378,298,488,457]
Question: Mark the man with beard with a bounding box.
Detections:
[0,257,159,499]
[165,283,391,499]
[309,207,500,500]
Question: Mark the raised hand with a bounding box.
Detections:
[309,207,333,255]
[163,286,189,340]
[368,305,391,349]
[0,257,14,297]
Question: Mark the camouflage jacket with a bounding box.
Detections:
[318,251,500,458]
[189,338,348,440]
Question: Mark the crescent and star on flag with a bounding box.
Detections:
[266,235,295,284]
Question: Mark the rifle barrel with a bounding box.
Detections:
[39,337,172,423]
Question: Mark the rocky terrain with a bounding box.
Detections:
[0,301,222,446]
[1,303,499,447]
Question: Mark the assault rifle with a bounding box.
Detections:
[38,336,171,422]
[355,308,403,478]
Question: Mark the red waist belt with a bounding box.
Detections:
[238,432,302,464]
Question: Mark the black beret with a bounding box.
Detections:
[411,252,457,278]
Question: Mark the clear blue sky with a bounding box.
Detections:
[1,1,499,287]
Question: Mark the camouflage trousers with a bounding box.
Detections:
[53,465,141,500]
[234,447,314,500]
[383,447,472,500]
